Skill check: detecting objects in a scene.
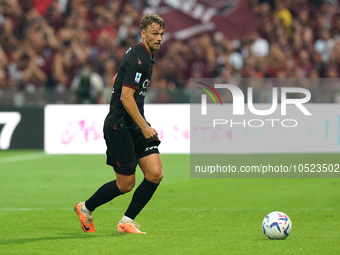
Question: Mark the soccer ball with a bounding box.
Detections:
[262,211,292,239]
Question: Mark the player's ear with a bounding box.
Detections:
[141,29,146,38]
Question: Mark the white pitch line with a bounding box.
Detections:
[0,207,336,212]
[0,208,125,211]
[0,152,59,165]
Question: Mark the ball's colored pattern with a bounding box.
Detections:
[262,211,292,239]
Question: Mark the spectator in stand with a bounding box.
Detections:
[101,58,117,103]
[331,14,340,40]
[7,47,24,88]
[44,0,65,31]
[0,17,21,52]
[315,28,335,63]
[53,42,77,90]
[250,30,270,57]
[70,61,104,104]
[21,55,47,92]
[275,0,293,36]
[0,45,8,88]
[297,49,315,77]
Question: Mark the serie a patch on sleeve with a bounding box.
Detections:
[134,72,142,83]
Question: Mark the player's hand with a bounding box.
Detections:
[142,126,158,139]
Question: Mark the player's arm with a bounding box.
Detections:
[120,86,157,139]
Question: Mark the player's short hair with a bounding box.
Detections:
[140,14,165,31]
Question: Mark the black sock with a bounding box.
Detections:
[85,180,123,212]
[124,178,159,220]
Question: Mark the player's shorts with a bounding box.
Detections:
[103,124,161,176]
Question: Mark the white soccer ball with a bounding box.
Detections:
[262,211,292,239]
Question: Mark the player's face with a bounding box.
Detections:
[142,22,165,54]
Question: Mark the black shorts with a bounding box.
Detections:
[103,124,161,175]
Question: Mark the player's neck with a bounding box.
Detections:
[141,41,154,56]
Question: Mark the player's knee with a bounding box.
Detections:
[155,171,163,183]
[146,166,163,184]
[117,179,135,193]
[120,183,135,193]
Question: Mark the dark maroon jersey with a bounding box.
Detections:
[104,43,154,131]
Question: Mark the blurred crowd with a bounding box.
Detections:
[0,0,340,107]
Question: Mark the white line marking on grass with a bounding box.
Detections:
[0,152,60,165]
[0,208,127,211]
[1,208,71,211]
[168,208,337,211]
[0,207,336,211]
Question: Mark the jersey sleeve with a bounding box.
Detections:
[122,52,143,90]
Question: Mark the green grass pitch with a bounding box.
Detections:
[0,150,339,254]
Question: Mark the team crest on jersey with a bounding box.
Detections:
[134,72,142,83]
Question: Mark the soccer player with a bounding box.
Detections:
[74,14,165,234]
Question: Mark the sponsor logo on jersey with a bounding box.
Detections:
[134,72,142,83]
[142,79,150,89]
[139,91,147,96]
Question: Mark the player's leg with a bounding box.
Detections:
[120,153,163,218]
[117,143,162,234]
[84,172,135,212]
[122,153,163,218]
[74,177,125,233]
[138,153,163,183]
[74,127,137,233]
[75,172,136,233]
[115,172,136,193]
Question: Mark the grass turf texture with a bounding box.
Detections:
[0,150,339,254]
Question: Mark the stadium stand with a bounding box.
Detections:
[0,0,340,106]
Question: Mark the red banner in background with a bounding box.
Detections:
[147,0,257,41]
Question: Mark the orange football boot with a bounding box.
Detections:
[117,220,146,234]
[74,202,96,233]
